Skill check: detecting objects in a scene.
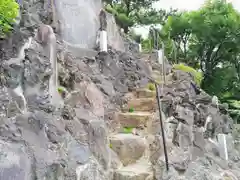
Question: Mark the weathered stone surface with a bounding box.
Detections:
[135,89,156,98]
[114,161,152,180]
[1,0,239,179]
[64,119,88,144]
[177,122,193,149]
[118,112,153,128]
[84,82,105,117]
[0,140,32,180]
[152,71,173,83]
[73,107,110,171]
[169,148,190,171]
[110,134,146,165]
[76,158,108,180]
[123,98,156,112]
[110,149,123,170]
[65,80,104,117]
[175,105,194,125]
[190,127,206,159]
[148,135,163,165]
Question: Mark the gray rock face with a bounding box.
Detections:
[0,0,115,179]
[55,0,102,48]
[24,42,53,111]
[0,140,32,180]
[159,70,234,145]
[106,13,126,52]
[1,0,238,180]
[151,68,238,179]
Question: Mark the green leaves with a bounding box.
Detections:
[173,63,203,86]
[104,0,161,32]
[156,0,240,119]
[0,0,19,37]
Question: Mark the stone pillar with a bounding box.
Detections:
[204,115,212,132]
[99,9,108,52]
[100,31,107,52]
[157,49,166,83]
[23,24,62,111]
[138,43,142,52]
[217,133,228,160]
[212,95,219,107]
[157,49,163,65]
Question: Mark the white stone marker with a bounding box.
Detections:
[212,95,219,107]
[217,133,228,161]
[100,30,107,52]
[157,49,163,64]
[138,43,142,52]
[204,115,212,132]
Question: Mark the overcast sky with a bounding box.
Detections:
[135,0,240,38]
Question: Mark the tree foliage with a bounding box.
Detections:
[173,63,203,86]
[103,0,173,33]
[0,0,19,37]
[159,0,240,95]
[140,0,240,120]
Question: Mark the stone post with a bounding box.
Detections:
[99,9,107,52]
[217,133,228,160]
[138,43,142,52]
[157,48,166,84]
[100,31,107,52]
[157,49,163,65]
[212,95,219,108]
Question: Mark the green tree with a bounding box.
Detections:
[161,0,240,87]
[104,0,163,33]
[158,0,240,120]
[161,12,192,63]
[188,0,240,91]
[0,0,19,38]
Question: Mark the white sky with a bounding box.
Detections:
[134,0,240,38]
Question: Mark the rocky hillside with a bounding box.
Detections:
[0,0,239,180]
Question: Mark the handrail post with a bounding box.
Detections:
[155,83,169,171]
[161,42,166,84]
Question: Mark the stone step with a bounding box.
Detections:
[122,98,156,112]
[135,89,156,98]
[113,160,152,180]
[152,71,173,83]
[118,112,153,129]
[110,134,147,166]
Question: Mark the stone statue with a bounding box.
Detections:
[211,95,219,107]
[36,24,55,45]
[24,24,62,110]
[99,9,107,31]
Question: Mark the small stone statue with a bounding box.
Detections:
[211,95,219,107]
[204,115,214,138]
[36,24,54,45]
[99,9,107,31]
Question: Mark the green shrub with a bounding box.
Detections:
[173,63,203,86]
[129,107,134,113]
[123,127,133,133]
[0,0,19,37]
[57,86,65,93]
[228,100,240,109]
[105,4,117,15]
[147,83,155,91]
[225,100,240,123]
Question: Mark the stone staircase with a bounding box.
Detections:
[110,85,157,180]
[109,68,174,180]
